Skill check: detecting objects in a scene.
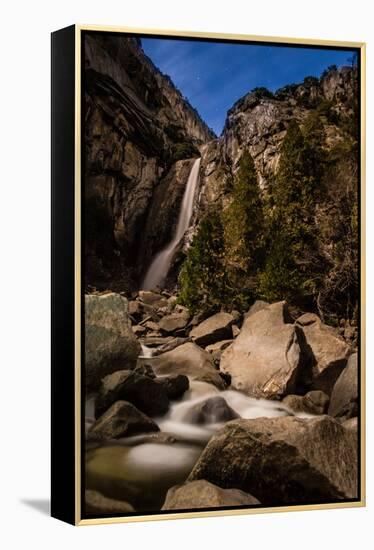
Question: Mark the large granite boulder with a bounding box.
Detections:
[95,369,169,418]
[188,416,357,504]
[156,374,190,400]
[220,302,303,399]
[87,400,159,441]
[150,342,226,389]
[85,293,141,389]
[185,396,239,425]
[85,490,135,515]
[296,313,351,394]
[162,480,260,510]
[328,353,358,419]
[190,312,235,346]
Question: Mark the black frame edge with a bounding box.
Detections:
[51,24,76,526]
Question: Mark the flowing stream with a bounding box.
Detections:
[85,360,311,510]
[142,157,201,290]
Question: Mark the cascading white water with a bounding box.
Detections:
[142,158,201,290]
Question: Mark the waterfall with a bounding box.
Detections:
[142,158,201,291]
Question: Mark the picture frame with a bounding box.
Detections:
[51,24,366,526]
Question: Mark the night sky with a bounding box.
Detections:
[141,37,355,135]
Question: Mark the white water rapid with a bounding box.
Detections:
[142,157,201,290]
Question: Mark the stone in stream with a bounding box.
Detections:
[185,396,239,425]
[150,342,226,390]
[158,311,190,334]
[220,301,303,399]
[296,313,351,394]
[189,312,235,346]
[85,490,135,515]
[85,293,141,390]
[151,337,190,356]
[88,400,159,441]
[282,390,330,415]
[95,369,169,418]
[328,352,358,419]
[162,480,260,510]
[188,415,358,504]
[156,374,190,400]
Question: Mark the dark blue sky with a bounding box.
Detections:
[142,38,355,135]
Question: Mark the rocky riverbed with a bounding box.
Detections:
[83,290,359,516]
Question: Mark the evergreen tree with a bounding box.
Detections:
[223,150,264,306]
[259,120,322,303]
[178,211,227,315]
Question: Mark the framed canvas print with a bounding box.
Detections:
[51,25,366,525]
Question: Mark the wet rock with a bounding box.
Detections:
[95,369,169,418]
[296,313,351,394]
[151,342,225,389]
[158,311,190,334]
[190,312,235,346]
[220,302,303,399]
[283,390,330,415]
[188,416,358,504]
[162,480,260,510]
[157,374,190,400]
[328,353,358,419]
[185,396,239,424]
[85,490,135,515]
[85,293,141,389]
[88,400,159,441]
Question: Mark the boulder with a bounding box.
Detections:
[185,396,239,424]
[205,340,233,354]
[157,374,190,400]
[188,415,358,504]
[244,300,269,320]
[138,290,168,308]
[296,313,351,394]
[283,390,329,415]
[220,302,303,399]
[190,312,235,346]
[88,400,159,441]
[162,480,260,510]
[95,369,169,418]
[152,337,190,356]
[85,490,135,515]
[85,293,141,389]
[140,336,173,348]
[151,342,226,389]
[158,311,190,334]
[328,353,358,419]
[342,417,358,435]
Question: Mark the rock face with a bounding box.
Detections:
[188,416,358,504]
[283,391,330,415]
[151,342,226,389]
[185,396,239,425]
[190,312,235,346]
[95,369,169,418]
[296,313,351,394]
[88,400,159,441]
[328,353,358,419]
[84,34,214,290]
[85,490,135,515]
[220,302,303,398]
[162,480,260,510]
[85,293,141,389]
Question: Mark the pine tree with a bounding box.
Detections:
[222,150,264,306]
[259,120,322,303]
[178,211,227,315]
